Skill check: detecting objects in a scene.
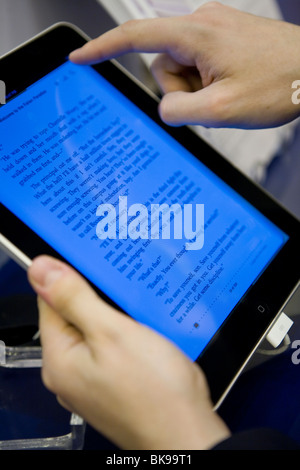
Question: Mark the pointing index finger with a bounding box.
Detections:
[69,18,181,65]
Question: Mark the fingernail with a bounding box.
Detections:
[29,256,65,289]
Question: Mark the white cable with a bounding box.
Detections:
[257,334,291,356]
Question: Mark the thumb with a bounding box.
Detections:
[28,255,120,340]
[159,83,231,128]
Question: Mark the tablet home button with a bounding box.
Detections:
[257,303,269,314]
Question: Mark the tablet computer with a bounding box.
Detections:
[0,23,299,407]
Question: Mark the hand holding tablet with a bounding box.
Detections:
[28,254,231,450]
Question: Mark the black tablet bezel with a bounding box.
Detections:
[1,23,299,405]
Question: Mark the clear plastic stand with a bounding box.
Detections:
[0,344,86,450]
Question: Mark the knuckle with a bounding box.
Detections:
[207,1,222,7]
[40,341,67,394]
[50,273,79,312]
[41,350,76,397]
[91,317,124,353]
[119,19,140,48]
[41,361,59,393]
[194,1,226,28]
[159,96,175,123]
[200,1,223,11]
[121,18,139,31]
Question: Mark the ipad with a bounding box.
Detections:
[0,23,299,406]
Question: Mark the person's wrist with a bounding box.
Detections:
[131,405,231,450]
[188,408,231,450]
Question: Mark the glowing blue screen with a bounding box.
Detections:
[0,62,288,359]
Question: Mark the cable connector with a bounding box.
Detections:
[266,312,294,349]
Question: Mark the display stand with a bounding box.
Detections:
[0,345,86,450]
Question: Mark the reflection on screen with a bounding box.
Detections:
[0,61,288,360]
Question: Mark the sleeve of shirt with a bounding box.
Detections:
[212,428,300,450]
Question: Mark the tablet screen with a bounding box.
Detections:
[0,60,288,360]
